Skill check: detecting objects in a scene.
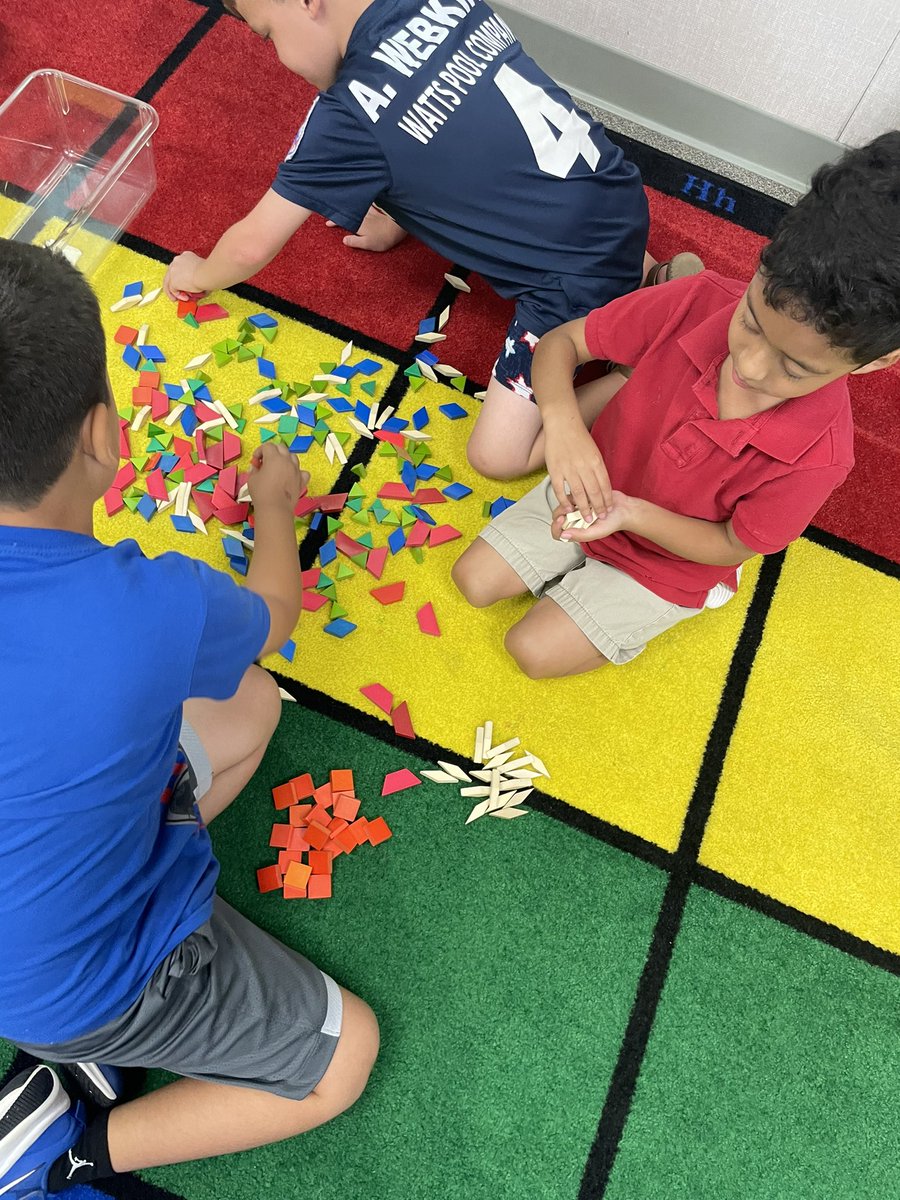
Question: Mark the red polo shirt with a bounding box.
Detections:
[582,271,854,607]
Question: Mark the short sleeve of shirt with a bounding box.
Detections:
[151,553,271,701]
[583,274,700,366]
[730,465,850,555]
[272,95,392,232]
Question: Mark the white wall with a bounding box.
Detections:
[500,0,900,144]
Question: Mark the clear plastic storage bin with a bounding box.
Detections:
[0,69,159,275]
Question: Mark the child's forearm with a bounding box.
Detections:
[191,220,283,293]
[532,327,583,426]
[245,506,302,650]
[625,498,753,566]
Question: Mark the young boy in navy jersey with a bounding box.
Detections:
[0,243,377,1198]
[452,134,900,677]
[163,0,677,479]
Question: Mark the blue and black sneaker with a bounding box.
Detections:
[61,1064,123,1111]
[0,1065,84,1198]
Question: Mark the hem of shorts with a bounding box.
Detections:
[478,525,546,596]
[544,583,637,666]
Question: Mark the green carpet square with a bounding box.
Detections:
[606,887,900,1200]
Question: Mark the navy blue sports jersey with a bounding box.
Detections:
[272,0,648,334]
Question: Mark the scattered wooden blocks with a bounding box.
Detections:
[421,725,549,825]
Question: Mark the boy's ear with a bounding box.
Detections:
[851,348,900,376]
[82,400,120,470]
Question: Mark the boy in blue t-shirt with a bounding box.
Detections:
[163,0,669,479]
[0,242,378,1199]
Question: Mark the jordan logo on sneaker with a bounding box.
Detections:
[65,1150,95,1180]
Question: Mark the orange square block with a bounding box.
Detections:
[349,818,370,845]
[289,804,313,827]
[307,874,332,899]
[367,816,393,846]
[287,827,310,852]
[328,817,349,840]
[333,793,361,822]
[308,803,332,826]
[289,773,315,801]
[313,782,333,808]
[285,860,312,890]
[306,821,330,850]
[277,848,306,873]
[256,865,283,893]
[309,850,333,875]
[330,769,354,794]
[334,825,358,854]
[283,883,308,899]
[269,823,291,849]
[271,782,296,811]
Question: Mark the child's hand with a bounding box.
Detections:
[164,252,210,302]
[550,492,633,542]
[544,423,613,523]
[247,445,308,512]
[326,205,408,252]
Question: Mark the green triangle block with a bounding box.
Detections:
[236,347,255,362]
[138,361,157,374]
[400,510,417,528]
[351,465,367,481]
[435,465,453,481]
[224,339,241,353]
[259,326,277,344]
[412,445,430,466]
[334,431,351,447]
[214,353,231,368]
[335,563,354,581]
[147,423,165,436]
[345,497,364,513]
[360,381,377,397]
[313,419,330,433]
[205,425,224,443]
[409,375,427,392]
[130,453,150,471]
[278,416,300,436]
[235,419,247,434]
[348,482,367,498]
[319,362,336,374]
[183,313,200,329]
[310,379,328,393]
[293,382,311,398]
[238,318,253,332]
[146,438,165,453]
[212,341,231,354]
[179,393,196,408]
[123,484,143,499]
[235,329,253,344]
[357,532,375,549]
[158,432,174,448]
[350,511,371,528]
[409,546,425,565]
[326,516,343,534]
[248,344,264,358]
[368,501,389,523]
[451,375,467,392]
[187,379,206,395]
[329,602,349,620]
[227,403,243,418]
[120,405,135,421]
[195,478,216,493]
[378,443,397,457]
[315,403,332,419]
[319,584,338,602]
[167,470,185,484]
[381,511,401,527]
[404,362,422,378]
[349,552,369,568]
[335,382,352,397]
[315,573,334,591]
[123,493,142,512]
[195,371,212,384]
[260,428,279,443]
[312,428,329,446]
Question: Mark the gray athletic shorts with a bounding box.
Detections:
[18,723,343,1101]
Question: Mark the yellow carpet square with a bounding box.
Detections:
[700,537,900,952]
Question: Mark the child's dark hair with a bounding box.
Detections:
[760,131,900,365]
[0,241,108,508]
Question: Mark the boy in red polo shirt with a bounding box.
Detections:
[452,132,900,677]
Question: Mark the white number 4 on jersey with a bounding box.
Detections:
[494,63,601,179]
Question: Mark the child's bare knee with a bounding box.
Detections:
[245,666,281,739]
[315,993,379,1118]
[451,551,492,608]
[465,437,522,481]
[504,625,551,679]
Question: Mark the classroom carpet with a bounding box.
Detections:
[2,3,899,1198]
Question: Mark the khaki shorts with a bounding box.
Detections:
[479,479,709,665]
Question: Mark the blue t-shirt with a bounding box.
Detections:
[0,527,270,1044]
[272,0,648,334]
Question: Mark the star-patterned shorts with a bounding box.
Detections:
[492,316,542,403]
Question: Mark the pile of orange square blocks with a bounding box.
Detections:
[256,769,392,900]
